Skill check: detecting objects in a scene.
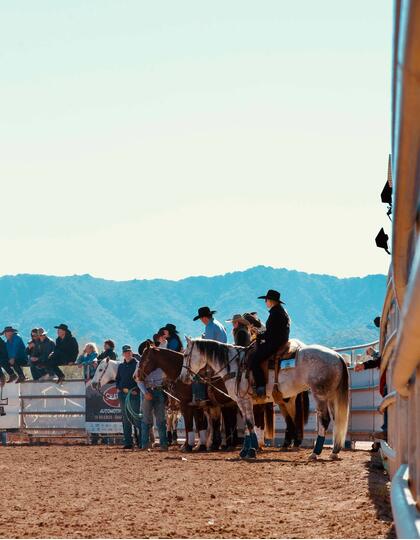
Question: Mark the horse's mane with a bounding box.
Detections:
[192,338,242,371]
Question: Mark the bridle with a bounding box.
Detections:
[183,341,244,400]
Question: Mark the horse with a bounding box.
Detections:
[136,346,244,451]
[91,357,120,390]
[183,337,349,460]
[137,344,287,451]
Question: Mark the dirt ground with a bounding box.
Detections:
[0,445,394,539]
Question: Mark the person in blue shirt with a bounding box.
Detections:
[0,326,27,383]
[193,306,228,343]
[115,345,141,449]
[76,342,99,381]
[191,306,228,403]
[163,323,184,352]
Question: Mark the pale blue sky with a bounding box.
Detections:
[0,1,392,280]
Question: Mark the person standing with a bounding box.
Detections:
[137,352,168,451]
[1,326,27,383]
[226,314,251,347]
[163,324,184,352]
[115,345,141,450]
[249,290,291,396]
[46,324,79,384]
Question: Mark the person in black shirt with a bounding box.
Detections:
[249,289,290,396]
[97,339,117,362]
[226,314,251,347]
[45,324,79,384]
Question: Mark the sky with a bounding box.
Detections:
[0,1,393,281]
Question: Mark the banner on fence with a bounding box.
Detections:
[85,381,122,433]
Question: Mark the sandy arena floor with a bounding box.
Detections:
[0,445,394,539]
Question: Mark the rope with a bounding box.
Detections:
[124,388,143,424]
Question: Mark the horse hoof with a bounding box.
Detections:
[181,444,193,453]
[308,452,318,461]
[329,452,340,461]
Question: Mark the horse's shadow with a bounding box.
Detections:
[163,453,337,465]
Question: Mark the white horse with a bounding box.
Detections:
[183,337,349,460]
[91,358,120,390]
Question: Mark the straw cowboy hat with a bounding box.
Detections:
[37,327,49,336]
[225,314,250,326]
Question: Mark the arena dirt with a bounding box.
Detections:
[0,446,394,538]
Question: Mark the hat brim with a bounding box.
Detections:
[257,296,285,304]
[193,310,216,321]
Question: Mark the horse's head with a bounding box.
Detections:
[182,336,207,380]
[137,342,184,382]
[91,358,119,390]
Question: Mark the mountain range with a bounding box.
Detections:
[0,266,386,351]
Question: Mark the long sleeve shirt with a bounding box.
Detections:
[203,318,228,343]
[6,334,27,361]
[138,367,165,395]
[76,352,98,365]
[115,358,138,391]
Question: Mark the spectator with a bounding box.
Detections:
[76,343,99,381]
[163,324,183,352]
[226,314,251,347]
[37,328,55,379]
[26,328,47,381]
[0,336,9,385]
[115,345,141,450]
[46,324,79,384]
[0,326,27,383]
[155,328,168,348]
[97,339,117,362]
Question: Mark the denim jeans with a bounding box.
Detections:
[29,362,48,380]
[118,391,142,447]
[141,388,168,448]
[192,381,207,401]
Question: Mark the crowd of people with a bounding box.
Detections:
[0,290,385,451]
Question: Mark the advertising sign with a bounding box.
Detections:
[85,381,122,433]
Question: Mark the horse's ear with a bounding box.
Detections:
[185,335,192,345]
[146,341,151,350]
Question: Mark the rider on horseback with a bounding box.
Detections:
[249,289,290,397]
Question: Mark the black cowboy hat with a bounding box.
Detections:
[257,289,285,303]
[193,306,216,321]
[0,326,18,335]
[164,323,179,334]
[54,323,70,332]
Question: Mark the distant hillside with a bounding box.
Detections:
[0,266,386,350]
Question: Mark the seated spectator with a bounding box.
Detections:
[0,326,27,383]
[46,323,79,384]
[0,336,9,385]
[36,328,55,380]
[76,343,99,381]
[97,339,117,362]
[163,324,183,352]
[26,328,47,381]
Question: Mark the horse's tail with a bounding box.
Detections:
[330,355,350,452]
[264,402,274,441]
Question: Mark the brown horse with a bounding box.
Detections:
[137,344,278,449]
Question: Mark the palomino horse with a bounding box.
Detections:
[183,337,349,460]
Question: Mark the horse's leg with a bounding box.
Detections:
[194,407,208,451]
[237,397,258,459]
[181,403,194,452]
[221,406,237,450]
[253,404,265,450]
[210,408,222,451]
[309,399,330,461]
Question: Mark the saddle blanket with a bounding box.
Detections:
[280,358,296,370]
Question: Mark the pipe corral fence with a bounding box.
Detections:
[0,340,382,447]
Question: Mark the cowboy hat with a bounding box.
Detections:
[122,344,132,353]
[37,327,49,336]
[225,314,250,326]
[164,323,179,334]
[54,323,70,332]
[0,326,18,335]
[193,306,216,321]
[257,289,285,303]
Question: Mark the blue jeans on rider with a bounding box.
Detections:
[141,388,168,448]
[118,391,141,447]
[192,380,207,401]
